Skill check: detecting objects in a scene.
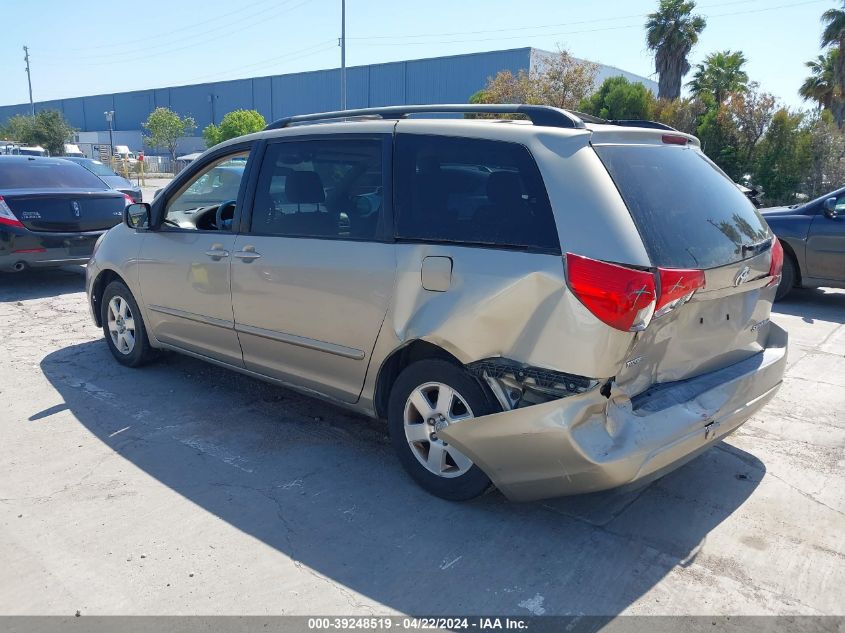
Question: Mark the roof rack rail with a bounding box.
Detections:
[264,104,586,131]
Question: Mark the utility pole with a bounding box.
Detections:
[23,46,34,116]
[340,0,346,111]
[104,111,115,163]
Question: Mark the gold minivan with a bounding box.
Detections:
[86,105,788,501]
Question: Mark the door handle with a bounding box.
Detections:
[233,246,261,261]
[205,244,229,259]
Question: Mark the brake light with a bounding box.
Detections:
[0,196,24,228]
[662,134,689,145]
[767,239,784,286]
[566,253,657,332]
[123,193,133,206]
[654,268,706,318]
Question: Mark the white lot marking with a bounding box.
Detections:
[179,436,254,473]
[440,556,462,570]
[518,593,546,615]
[108,426,131,437]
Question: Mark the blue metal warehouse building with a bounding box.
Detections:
[0,47,656,155]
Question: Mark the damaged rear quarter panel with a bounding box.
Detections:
[385,243,634,379]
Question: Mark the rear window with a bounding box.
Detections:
[78,160,117,177]
[0,160,108,190]
[594,145,770,269]
[395,134,559,253]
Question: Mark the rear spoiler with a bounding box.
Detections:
[571,112,677,131]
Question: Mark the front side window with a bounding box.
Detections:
[394,134,560,253]
[250,138,384,240]
[164,152,248,230]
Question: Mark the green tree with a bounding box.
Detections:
[0,110,76,156]
[470,48,598,112]
[688,50,749,105]
[728,83,777,172]
[142,107,196,161]
[697,104,742,180]
[653,96,707,134]
[821,2,845,126]
[646,0,707,100]
[578,76,656,120]
[800,50,838,111]
[803,110,845,198]
[202,109,266,148]
[754,109,811,205]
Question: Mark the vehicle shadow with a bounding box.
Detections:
[773,287,845,325]
[39,340,765,616]
[0,266,85,301]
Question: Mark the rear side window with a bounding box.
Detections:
[594,145,771,269]
[251,139,384,240]
[0,160,107,189]
[395,134,559,253]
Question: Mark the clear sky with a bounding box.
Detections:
[0,0,834,109]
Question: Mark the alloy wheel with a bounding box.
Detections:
[107,295,136,355]
[403,382,475,478]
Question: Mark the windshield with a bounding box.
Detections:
[0,160,109,189]
[594,144,771,269]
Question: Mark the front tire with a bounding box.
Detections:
[388,359,498,501]
[101,280,154,367]
[775,250,797,301]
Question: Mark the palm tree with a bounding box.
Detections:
[800,50,837,110]
[821,3,845,126]
[646,0,707,100]
[688,50,749,105]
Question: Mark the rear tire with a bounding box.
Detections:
[101,280,154,367]
[775,250,797,302]
[387,359,498,501]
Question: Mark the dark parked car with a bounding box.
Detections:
[63,156,142,202]
[0,156,130,272]
[762,187,845,300]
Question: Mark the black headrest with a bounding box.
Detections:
[486,171,523,206]
[285,171,325,204]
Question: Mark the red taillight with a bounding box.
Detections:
[767,239,784,286]
[123,193,133,206]
[654,268,706,317]
[662,134,689,145]
[12,248,46,253]
[0,196,25,228]
[566,253,707,332]
[566,253,657,332]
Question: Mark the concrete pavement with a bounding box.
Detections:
[0,269,843,616]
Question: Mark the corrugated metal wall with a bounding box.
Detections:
[0,48,533,133]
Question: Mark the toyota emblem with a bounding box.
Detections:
[734,266,751,286]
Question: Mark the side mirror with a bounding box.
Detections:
[124,202,151,229]
[823,197,839,218]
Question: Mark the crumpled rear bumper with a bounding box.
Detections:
[439,323,788,502]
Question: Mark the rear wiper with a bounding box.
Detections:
[741,238,772,256]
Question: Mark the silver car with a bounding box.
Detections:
[86,104,788,502]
